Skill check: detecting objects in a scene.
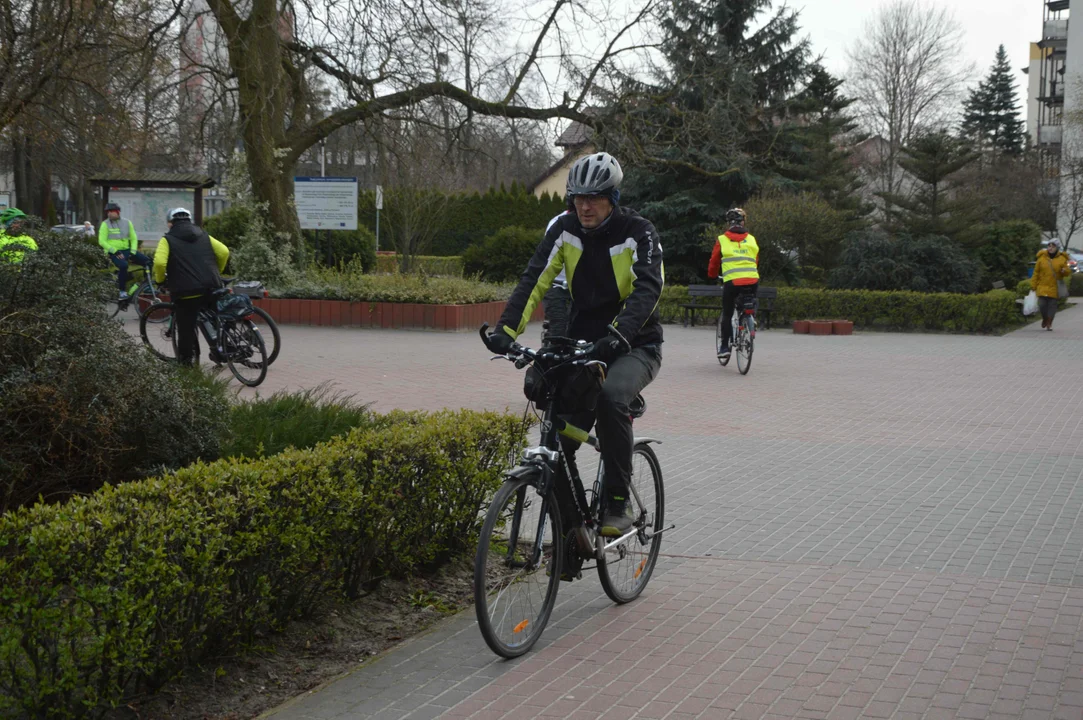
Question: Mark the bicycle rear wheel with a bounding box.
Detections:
[245,306,281,366]
[716,312,730,366]
[597,443,664,604]
[221,318,268,386]
[736,315,753,375]
[140,302,178,361]
[474,475,562,658]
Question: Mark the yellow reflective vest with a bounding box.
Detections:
[0,230,38,264]
[709,230,759,284]
[98,218,138,254]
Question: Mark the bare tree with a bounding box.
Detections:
[194,0,654,238]
[846,0,972,215]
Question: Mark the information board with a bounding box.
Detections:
[294,177,358,230]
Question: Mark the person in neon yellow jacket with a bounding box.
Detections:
[99,201,151,299]
[0,208,38,264]
[153,207,230,366]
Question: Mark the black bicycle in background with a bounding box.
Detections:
[717,292,756,375]
[140,288,268,387]
[474,323,673,658]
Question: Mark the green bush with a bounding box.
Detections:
[373,254,463,276]
[1017,279,1033,297]
[742,191,852,273]
[303,227,377,272]
[656,284,1022,333]
[202,203,254,248]
[358,186,566,256]
[224,386,374,459]
[829,231,981,294]
[462,226,542,282]
[275,262,509,303]
[0,409,526,718]
[1071,273,1083,297]
[963,220,1042,289]
[0,231,231,512]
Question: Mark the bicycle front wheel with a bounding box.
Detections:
[135,282,163,319]
[474,475,562,658]
[245,306,281,366]
[221,318,268,386]
[736,315,753,375]
[140,302,178,361]
[597,443,665,604]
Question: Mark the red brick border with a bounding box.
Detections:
[249,298,542,332]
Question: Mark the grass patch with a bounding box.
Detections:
[224,385,373,459]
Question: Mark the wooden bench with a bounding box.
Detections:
[681,285,777,329]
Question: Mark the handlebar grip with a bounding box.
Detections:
[479,323,495,352]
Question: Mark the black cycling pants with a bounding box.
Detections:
[720,281,758,348]
[559,344,662,504]
[174,295,212,366]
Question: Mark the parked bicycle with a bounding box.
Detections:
[140,288,268,386]
[717,293,756,375]
[475,323,673,658]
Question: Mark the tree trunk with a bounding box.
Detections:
[216,0,301,240]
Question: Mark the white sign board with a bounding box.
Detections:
[108,189,197,246]
[375,185,383,210]
[294,177,358,230]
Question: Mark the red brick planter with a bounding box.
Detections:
[832,320,854,335]
[808,320,834,336]
[792,320,810,334]
[250,297,542,332]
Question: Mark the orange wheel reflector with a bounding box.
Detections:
[513,619,529,634]
[634,558,647,579]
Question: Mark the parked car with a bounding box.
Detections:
[50,224,88,236]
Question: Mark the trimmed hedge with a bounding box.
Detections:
[374,254,463,276]
[0,409,525,718]
[358,184,566,256]
[462,226,542,282]
[658,285,1023,333]
[272,266,511,304]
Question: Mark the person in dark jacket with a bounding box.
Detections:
[153,207,229,366]
[486,152,664,537]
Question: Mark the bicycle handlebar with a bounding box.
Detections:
[480,322,628,371]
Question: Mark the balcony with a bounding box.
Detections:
[1039,124,1064,146]
[1045,17,1069,40]
[1048,0,1069,11]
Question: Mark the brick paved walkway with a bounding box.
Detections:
[244,310,1083,720]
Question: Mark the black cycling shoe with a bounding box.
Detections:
[599,494,634,537]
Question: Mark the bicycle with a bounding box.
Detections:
[474,322,674,658]
[140,288,268,386]
[104,263,163,320]
[716,293,756,375]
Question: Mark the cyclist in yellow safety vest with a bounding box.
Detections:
[99,201,151,300]
[0,208,38,264]
[707,207,759,360]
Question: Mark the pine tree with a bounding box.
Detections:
[962,45,1026,156]
[778,64,872,228]
[615,0,812,280]
[880,131,981,240]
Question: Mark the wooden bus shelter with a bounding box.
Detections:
[89,172,216,224]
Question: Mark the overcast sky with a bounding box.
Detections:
[799,0,1036,91]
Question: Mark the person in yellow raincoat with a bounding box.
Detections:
[1031,240,1073,330]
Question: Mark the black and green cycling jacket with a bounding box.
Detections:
[496,206,665,347]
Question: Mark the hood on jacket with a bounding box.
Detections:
[725,228,750,242]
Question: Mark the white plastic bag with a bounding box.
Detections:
[1023,290,1039,316]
